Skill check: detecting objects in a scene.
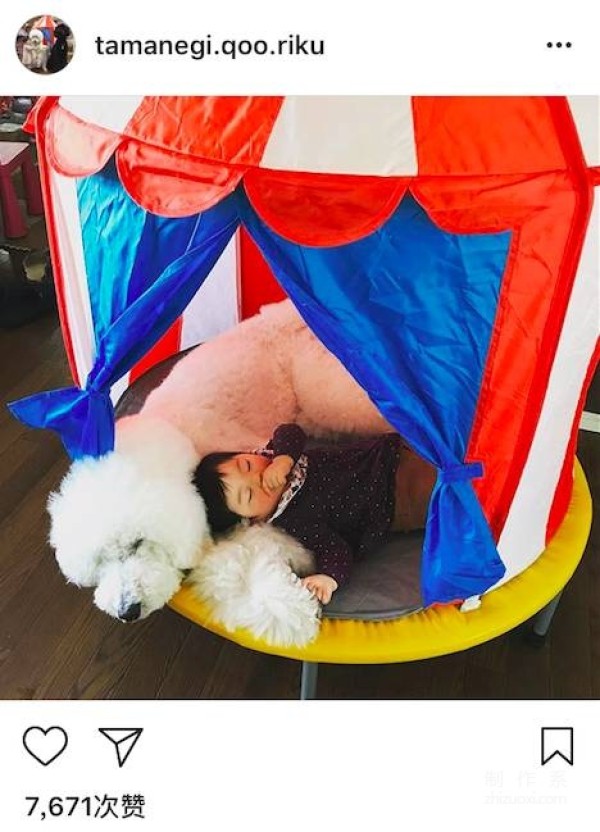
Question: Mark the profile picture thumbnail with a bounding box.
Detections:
[16,14,75,74]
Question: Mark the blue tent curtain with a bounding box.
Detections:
[8,163,239,459]
[237,189,510,604]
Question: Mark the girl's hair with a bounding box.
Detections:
[192,452,242,535]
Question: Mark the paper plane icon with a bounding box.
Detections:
[98,728,143,767]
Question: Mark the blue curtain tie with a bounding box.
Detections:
[439,461,484,483]
[424,459,502,605]
[8,385,114,460]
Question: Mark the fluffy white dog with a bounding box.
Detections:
[48,300,390,644]
[192,525,320,647]
[49,417,210,621]
[22,29,49,71]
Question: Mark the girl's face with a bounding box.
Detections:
[217,454,283,520]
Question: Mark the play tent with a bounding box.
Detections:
[10,96,600,610]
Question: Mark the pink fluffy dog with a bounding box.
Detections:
[137,298,392,457]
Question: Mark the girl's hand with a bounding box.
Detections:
[262,455,294,493]
[301,574,338,605]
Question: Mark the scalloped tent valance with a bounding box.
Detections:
[29,95,594,245]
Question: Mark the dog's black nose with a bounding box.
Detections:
[118,602,142,622]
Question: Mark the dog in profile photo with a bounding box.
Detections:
[47,23,71,73]
[22,29,49,71]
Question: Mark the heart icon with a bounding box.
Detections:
[23,726,68,766]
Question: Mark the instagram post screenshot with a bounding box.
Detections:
[0,0,599,826]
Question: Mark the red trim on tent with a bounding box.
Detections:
[491,99,593,537]
[129,319,183,384]
[244,169,409,245]
[479,174,589,536]
[116,140,246,216]
[413,97,568,176]
[124,97,284,163]
[44,97,285,217]
[546,338,600,543]
[238,228,286,319]
[439,98,592,539]
[29,97,81,385]
[46,105,121,177]
[44,97,284,178]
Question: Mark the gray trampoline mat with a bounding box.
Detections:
[324,531,423,620]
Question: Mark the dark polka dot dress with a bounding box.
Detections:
[262,424,403,587]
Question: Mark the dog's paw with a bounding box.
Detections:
[190,528,321,648]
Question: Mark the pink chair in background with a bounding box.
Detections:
[0,141,43,238]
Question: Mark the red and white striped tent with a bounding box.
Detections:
[14,96,600,604]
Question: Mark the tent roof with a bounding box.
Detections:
[32,95,598,244]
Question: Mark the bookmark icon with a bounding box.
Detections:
[541,727,574,766]
[99,728,143,767]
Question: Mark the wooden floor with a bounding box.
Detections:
[0,312,598,700]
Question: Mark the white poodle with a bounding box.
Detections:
[48,300,391,645]
[22,29,49,71]
[49,417,210,621]
[193,524,320,647]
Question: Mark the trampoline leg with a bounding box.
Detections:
[532,591,564,638]
[300,661,319,700]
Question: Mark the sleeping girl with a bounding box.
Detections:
[193,424,436,604]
